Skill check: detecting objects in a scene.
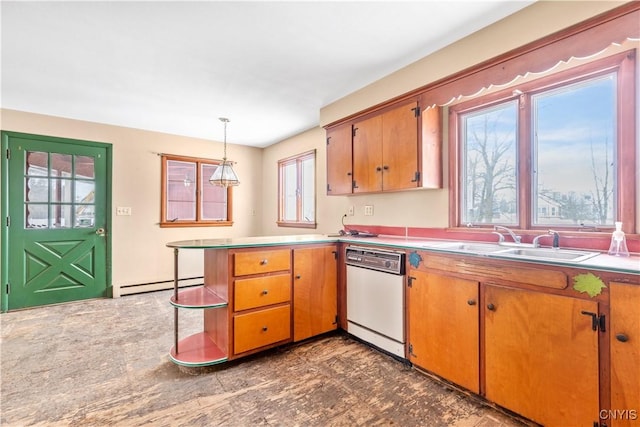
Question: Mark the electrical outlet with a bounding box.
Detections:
[116,207,132,216]
[364,205,374,216]
[348,205,354,216]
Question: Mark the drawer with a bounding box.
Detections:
[234,305,291,354]
[234,249,291,276]
[234,274,291,311]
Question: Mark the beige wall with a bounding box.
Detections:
[0,109,263,294]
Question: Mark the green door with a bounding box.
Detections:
[1,132,111,311]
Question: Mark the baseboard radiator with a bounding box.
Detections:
[118,276,204,296]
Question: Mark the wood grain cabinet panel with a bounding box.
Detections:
[609,282,640,427]
[293,245,338,342]
[484,285,600,427]
[234,274,291,311]
[408,270,479,393]
[326,123,353,195]
[233,249,291,276]
[233,305,291,355]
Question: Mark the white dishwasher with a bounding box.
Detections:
[345,246,406,358]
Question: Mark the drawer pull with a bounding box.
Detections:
[261,289,268,295]
[295,275,301,279]
[262,326,268,332]
[487,303,496,311]
[260,259,268,265]
[616,333,629,343]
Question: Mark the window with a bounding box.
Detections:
[278,150,316,228]
[160,154,232,227]
[451,51,635,231]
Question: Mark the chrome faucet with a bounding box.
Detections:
[532,230,560,248]
[493,225,521,244]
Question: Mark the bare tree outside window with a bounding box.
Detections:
[461,101,517,225]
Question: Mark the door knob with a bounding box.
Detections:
[96,228,106,236]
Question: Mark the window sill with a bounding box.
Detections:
[160,221,233,228]
[277,221,317,229]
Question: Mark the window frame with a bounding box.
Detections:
[277,149,317,229]
[448,50,636,233]
[160,154,233,227]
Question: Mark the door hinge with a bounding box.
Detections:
[407,276,416,288]
[352,180,358,189]
[5,148,10,160]
[594,421,608,427]
[333,314,339,325]
[326,136,331,145]
[352,127,358,137]
[581,311,606,332]
[412,107,421,117]
[332,250,338,260]
[5,283,9,294]
[5,216,9,227]
[408,343,417,357]
[411,171,420,183]
[327,184,331,192]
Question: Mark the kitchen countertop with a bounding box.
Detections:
[167,234,640,276]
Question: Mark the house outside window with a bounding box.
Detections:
[160,154,232,227]
[277,150,316,228]
[451,51,633,231]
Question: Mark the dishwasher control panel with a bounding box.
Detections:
[345,246,405,275]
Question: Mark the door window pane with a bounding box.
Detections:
[533,74,616,227]
[50,178,73,203]
[461,101,518,225]
[75,155,95,179]
[51,205,72,228]
[25,204,48,228]
[50,153,72,177]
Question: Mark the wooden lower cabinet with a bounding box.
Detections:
[484,285,600,427]
[293,245,338,342]
[408,270,479,393]
[233,305,291,354]
[609,282,640,427]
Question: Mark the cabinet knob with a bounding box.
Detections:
[616,333,629,343]
[467,299,476,306]
[260,259,268,265]
[295,275,301,279]
[487,303,496,311]
[376,166,382,172]
[383,165,389,170]
[262,326,268,332]
[261,289,268,295]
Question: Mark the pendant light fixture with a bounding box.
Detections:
[209,117,240,187]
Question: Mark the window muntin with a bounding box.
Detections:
[278,150,316,228]
[24,151,96,228]
[161,155,232,227]
[532,74,616,227]
[460,101,518,225]
[452,53,631,232]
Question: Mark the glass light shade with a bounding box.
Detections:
[209,160,240,187]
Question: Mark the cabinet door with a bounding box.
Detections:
[352,114,383,193]
[326,124,353,195]
[293,246,338,342]
[610,282,640,427]
[408,270,479,392]
[381,101,419,191]
[484,285,600,426]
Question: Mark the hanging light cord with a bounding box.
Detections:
[220,117,229,161]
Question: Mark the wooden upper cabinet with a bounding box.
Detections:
[326,123,353,195]
[353,101,419,193]
[353,114,384,193]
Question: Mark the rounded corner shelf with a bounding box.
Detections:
[170,286,227,309]
[169,332,228,367]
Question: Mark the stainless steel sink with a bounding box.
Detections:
[495,247,600,262]
[429,242,503,254]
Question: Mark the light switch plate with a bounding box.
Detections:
[116,207,132,216]
[364,205,374,216]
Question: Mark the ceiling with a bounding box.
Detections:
[1,1,535,148]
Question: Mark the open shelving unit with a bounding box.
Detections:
[169,248,229,367]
